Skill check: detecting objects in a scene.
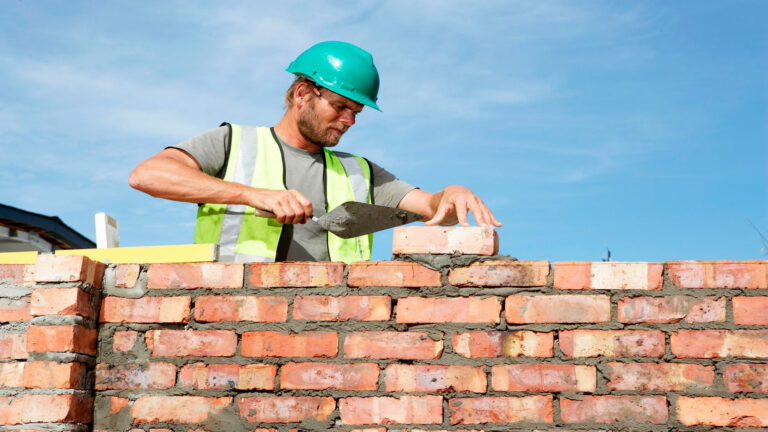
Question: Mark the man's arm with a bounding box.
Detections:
[128,148,313,224]
[397,186,502,227]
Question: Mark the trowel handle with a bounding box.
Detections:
[253,209,319,224]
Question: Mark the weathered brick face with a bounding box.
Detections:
[1,235,767,431]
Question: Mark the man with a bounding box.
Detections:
[129,41,500,263]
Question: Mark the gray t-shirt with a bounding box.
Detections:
[172,125,415,261]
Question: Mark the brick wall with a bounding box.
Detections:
[1,227,768,431]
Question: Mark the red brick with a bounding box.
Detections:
[179,363,276,390]
[146,330,236,357]
[27,325,97,355]
[668,260,768,289]
[293,295,391,321]
[677,396,768,427]
[110,396,129,414]
[0,298,31,322]
[449,260,549,287]
[671,330,768,358]
[452,331,553,358]
[34,254,105,288]
[0,264,33,286]
[101,296,190,323]
[242,331,337,358]
[115,264,140,288]
[23,361,86,389]
[0,333,27,359]
[0,396,23,424]
[237,396,335,423]
[281,362,379,390]
[449,396,553,424]
[559,330,665,358]
[733,297,768,325]
[344,332,443,359]
[618,296,725,323]
[0,363,24,387]
[147,263,243,289]
[113,330,138,352]
[249,262,344,287]
[132,396,231,424]
[505,295,610,323]
[95,363,176,390]
[340,396,442,425]
[724,363,768,393]
[606,362,714,391]
[348,261,441,287]
[385,364,485,393]
[561,395,667,424]
[392,226,499,255]
[194,296,287,322]
[397,297,501,323]
[554,262,663,290]
[492,364,595,392]
[21,394,92,423]
[30,287,93,318]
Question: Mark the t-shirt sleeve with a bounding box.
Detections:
[369,160,416,208]
[168,126,230,177]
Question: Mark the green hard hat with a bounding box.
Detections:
[287,41,381,111]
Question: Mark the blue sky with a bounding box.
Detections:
[1,1,766,262]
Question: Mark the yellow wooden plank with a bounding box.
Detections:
[55,244,217,264]
[0,251,38,264]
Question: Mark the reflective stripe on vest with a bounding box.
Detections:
[194,124,372,263]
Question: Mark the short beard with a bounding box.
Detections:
[296,98,346,148]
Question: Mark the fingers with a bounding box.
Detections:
[267,189,313,225]
[424,200,453,226]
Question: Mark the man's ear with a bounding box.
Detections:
[294,82,314,109]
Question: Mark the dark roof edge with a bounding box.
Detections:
[0,203,96,249]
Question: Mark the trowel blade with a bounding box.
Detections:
[314,201,423,239]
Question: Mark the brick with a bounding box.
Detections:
[733,297,768,325]
[281,362,379,391]
[293,295,391,321]
[146,330,237,357]
[27,325,97,355]
[453,331,553,358]
[724,364,768,393]
[23,361,86,389]
[449,396,553,424]
[111,396,129,414]
[344,332,443,359]
[0,298,31,322]
[249,262,344,287]
[671,330,768,358]
[101,296,190,323]
[21,394,93,423]
[34,254,105,287]
[559,330,665,358]
[115,264,140,287]
[397,297,501,324]
[340,396,443,425]
[0,396,23,424]
[113,330,138,352]
[194,295,287,322]
[348,261,441,287]
[392,226,499,255]
[242,331,337,358]
[554,262,663,290]
[0,264,33,286]
[505,295,610,323]
[30,287,93,318]
[147,263,243,289]
[492,364,595,392]
[179,363,276,390]
[677,396,768,427]
[385,364,486,393]
[606,362,714,391]
[449,260,549,287]
[618,296,725,323]
[237,396,335,423]
[0,333,27,359]
[0,362,24,387]
[561,395,667,424]
[668,260,768,289]
[95,363,176,390]
[132,396,231,424]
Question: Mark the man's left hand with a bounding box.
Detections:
[398,185,502,228]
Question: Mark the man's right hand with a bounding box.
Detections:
[249,189,313,225]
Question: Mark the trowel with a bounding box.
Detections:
[253,201,423,238]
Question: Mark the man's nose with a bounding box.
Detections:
[338,109,356,126]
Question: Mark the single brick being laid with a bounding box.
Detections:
[392,226,499,255]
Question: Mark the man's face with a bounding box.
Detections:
[296,86,364,148]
